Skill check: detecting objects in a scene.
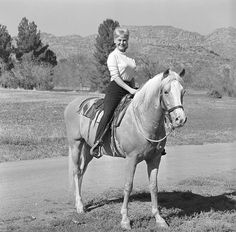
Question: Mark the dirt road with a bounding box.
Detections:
[0,142,235,227]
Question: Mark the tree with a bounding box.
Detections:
[0,17,58,90]
[0,24,12,72]
[16,17,57,66]
[17,17,41,55]
[54,54,94,89]
[33,44,57,66]
[92,19,119,92]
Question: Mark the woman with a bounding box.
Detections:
[90,27,138,157]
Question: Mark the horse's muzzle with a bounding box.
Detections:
[172,114,187,128]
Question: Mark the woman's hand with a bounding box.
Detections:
[129,88,138,95]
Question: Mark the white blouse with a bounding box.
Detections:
[107,48,136,82]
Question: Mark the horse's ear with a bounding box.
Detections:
[179,69,185,77]
[163,69,169,79]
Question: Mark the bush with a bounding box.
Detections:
[0,60,54,90]
[220,64,236,97]
[0,71,18,88]
[32,64,54,90]
[207,90,222,98]
[208,64,236,98]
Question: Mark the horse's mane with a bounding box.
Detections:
[132,73,162,109]
[132,70,183,109]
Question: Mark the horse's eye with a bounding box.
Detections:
[164,90,168,94]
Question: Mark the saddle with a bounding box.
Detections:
[79,94,133,157]
[78,97,104,121]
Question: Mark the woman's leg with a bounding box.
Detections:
[95,81,128,141]
[91,81,129,156]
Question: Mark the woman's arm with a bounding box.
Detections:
[130,78,135,88]
[113,77,137,95]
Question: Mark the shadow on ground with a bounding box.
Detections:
[85,190,236,217]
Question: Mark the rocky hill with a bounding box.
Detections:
[41,25,236,61]
[203,27,236,60]
[41,33,96,59]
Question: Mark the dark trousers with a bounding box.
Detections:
[94,80,131,142]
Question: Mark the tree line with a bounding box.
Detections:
[0,17,57,90]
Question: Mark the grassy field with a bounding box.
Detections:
[0,88,235,162]
[0,89,97,162]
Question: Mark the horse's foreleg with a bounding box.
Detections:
[121,156,137,230]
[146,156,168,228]
[70,140,92,213]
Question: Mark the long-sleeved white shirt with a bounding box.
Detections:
[107,48,136,82]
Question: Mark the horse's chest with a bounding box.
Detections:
[139,141,165,160]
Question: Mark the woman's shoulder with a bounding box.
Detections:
[107,49,118,62]
[108,49,118,57]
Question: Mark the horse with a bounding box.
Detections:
[64,69,187,230]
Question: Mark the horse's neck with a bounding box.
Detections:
[132,94,164,136]
[130,75,165,135]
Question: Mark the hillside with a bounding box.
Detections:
[127,25,205,47]
[41,26,236,61]
[41,33,96,59]
[203,27,236,60]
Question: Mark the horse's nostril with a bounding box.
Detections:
[184,117,187,123]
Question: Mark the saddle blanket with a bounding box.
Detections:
[78,94,133,127]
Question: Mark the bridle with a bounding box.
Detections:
[160,90,184,122]
[132,81,184,144]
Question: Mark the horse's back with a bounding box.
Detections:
[64,96,101,144]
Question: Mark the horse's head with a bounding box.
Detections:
[160,69,187,128]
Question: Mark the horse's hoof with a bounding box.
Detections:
[76,206,85,214]
[121,220,131,230]
[157,221,168,229]
[155,216,168,229]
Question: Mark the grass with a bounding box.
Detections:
[3,169,235,232]
[0,88,236,162]
[0,89,97,162]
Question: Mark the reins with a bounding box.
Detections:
[131,103,174,144]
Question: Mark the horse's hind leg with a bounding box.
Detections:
[69,139,93,213]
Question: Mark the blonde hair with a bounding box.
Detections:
[113,27,129,39]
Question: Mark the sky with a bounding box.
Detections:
[0,0,235,37]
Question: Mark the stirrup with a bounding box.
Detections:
[90,141,102,158]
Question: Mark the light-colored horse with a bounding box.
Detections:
[64,69,187,230]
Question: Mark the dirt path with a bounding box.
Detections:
[0,142,235,229]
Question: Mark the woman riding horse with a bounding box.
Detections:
[64,67,186,230]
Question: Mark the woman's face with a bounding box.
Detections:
[114,35,128,52]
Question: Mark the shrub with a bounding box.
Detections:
[207,90,222,98]
[0,71,18,88]
[220,64,236,97]
[32,64,54,90]
[0,60,54,90]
